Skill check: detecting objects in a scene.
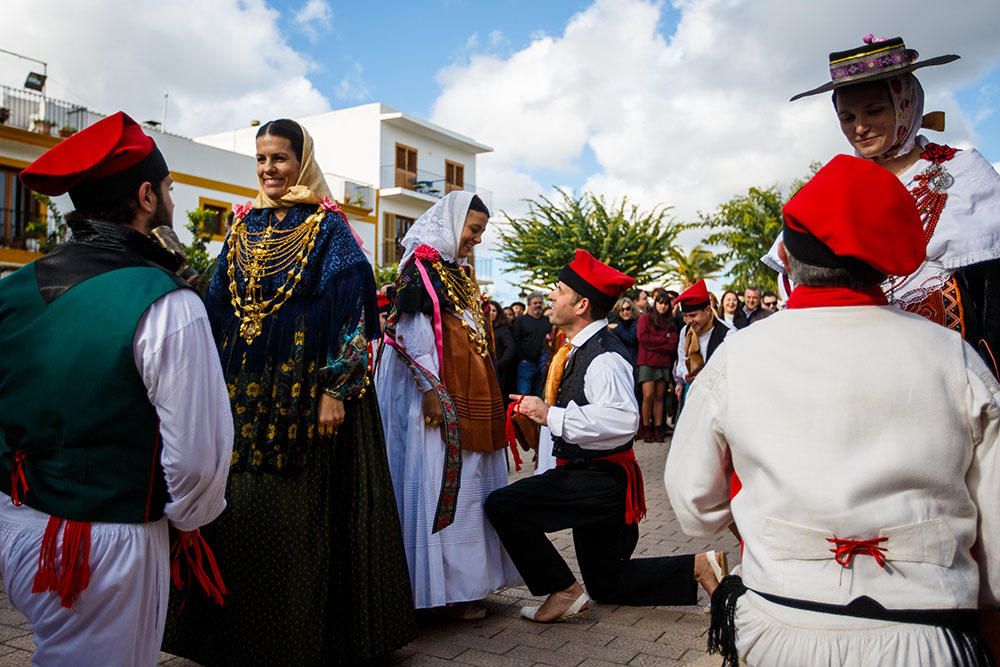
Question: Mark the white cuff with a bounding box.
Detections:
[547,406,566,437]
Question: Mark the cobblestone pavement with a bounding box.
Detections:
[0,435,737,666]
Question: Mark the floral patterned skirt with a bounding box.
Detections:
[163,390,416,664]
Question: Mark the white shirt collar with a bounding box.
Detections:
[569,319,609,349]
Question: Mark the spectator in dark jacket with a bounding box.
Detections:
[636,293,679,442]
[488,300,516,405]
[511,292,550,396]
[607,296,639,363]
[733,285,771,329]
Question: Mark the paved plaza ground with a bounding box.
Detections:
[0,436,736,666]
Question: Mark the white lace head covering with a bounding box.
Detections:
[399,190,476,266]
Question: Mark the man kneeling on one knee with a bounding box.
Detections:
[485,250,726,622]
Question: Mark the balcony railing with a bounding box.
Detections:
[379,164,492,209]
[474,256,494,280]
[1,206,63,251]
[0,85,103,137]
[323,172,375,210]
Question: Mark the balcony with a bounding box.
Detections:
[379,164,492,210]
[322,172,375,212]
[0,85,102,137]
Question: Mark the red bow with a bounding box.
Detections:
[827,536,888,568]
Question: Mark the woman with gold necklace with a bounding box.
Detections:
[376,191,520,619]
[164,119,415,664]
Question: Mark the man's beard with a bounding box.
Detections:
[150,192,172,231]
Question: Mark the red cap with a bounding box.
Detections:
[782,154,925,276]
[558,249,636,311]
[675,279,711,312]
[20,111,168,209]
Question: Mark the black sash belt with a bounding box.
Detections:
[708,575,994,667]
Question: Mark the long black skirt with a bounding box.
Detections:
[163,390,416,665]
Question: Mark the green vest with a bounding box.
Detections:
[0,263,183,522]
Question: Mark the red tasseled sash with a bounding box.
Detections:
[32,517,91,608]
[171,529,228,609]
[557,449,646,524]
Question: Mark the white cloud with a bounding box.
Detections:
[334,61,370,101]
[295,0,334,41]
[431,0,1000,229]
[0,0,331,137]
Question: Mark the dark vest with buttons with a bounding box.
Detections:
[551,327,635,461]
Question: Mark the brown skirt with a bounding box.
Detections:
[440,313,506,452]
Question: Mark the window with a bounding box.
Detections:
[381,212,416,264]
[198,197,233,240]
[0,167,41,247]
[395,143,418,189]
[445,161,464,194]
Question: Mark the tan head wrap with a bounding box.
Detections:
[252,121,333,209]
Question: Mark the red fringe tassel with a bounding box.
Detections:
[504,398,524,472]
[31,517,92,608]
[171,529,227,608]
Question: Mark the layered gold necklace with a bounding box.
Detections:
[433,260,489,357]
[227,206,325,344]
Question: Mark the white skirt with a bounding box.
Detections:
[377,345,521,609]
[736,590,965,666]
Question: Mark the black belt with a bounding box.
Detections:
[708,575,994,667]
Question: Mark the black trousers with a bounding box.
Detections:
[484,460,698,606]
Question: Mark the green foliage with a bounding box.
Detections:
[374,262,398,288]
[665,244,724,288]
[698,185,782,292]
[497,188,683,288]
[183,209,219,293]
[25,194,68,253]
[698,163,822,292]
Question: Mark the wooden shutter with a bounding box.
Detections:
[382,212,397,264]
[395,144,417,189]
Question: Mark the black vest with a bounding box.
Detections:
[551,328,635,461]
[705,318,729,360]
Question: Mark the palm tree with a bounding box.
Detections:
[665,245,724,288]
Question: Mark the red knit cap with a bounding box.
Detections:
[782,154,925,276]
[675,279,711,312]
[559,249,636,311]
[20,111,168,209]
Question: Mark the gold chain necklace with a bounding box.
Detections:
[433,261,489,357]
[227,206,325,344]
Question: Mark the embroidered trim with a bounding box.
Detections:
[384,339,463,533]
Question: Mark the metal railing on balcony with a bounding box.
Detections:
[379,164,492,209]
[0,85,103,137]
[322,172,375,211]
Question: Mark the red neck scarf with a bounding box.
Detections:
[785,285,888,309]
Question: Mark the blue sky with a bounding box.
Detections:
[3,0,998,301]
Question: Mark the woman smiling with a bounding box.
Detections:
[165,119,414,664]
[766,35,1000,377]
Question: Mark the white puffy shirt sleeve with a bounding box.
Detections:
[133,289,233,532]
[547,350,639,450]
[665,350,734,537]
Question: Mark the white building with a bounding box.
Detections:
[197,103,495,280]
[0,84,258,271]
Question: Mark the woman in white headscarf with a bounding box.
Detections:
[376,191,520,619]
[765,35,1000,377]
